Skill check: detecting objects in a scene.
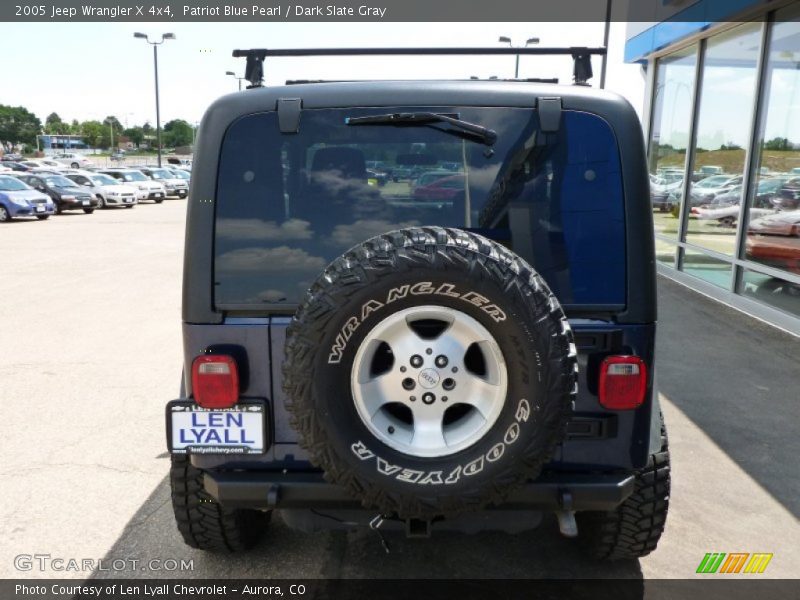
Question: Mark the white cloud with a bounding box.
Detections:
[329,219,420,247]
[216,246,327,272]
[216,218,313,241]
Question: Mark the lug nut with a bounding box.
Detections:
[425,348,433,355]
[435,355,448,368]
[442,378,456,391]
[388,426,395,434]
[422,392,436,405]
[402,378,416,391]
[400,366,407,373]
[451,366,459,373]
[410,355,423,368]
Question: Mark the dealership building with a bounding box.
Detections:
[626,0,800,334]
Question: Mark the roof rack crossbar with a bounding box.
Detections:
[232,46,607,88]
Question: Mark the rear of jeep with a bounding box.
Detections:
[167,76,668,558]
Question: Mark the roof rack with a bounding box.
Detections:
[285,77,560,86]
[232,47,606,88]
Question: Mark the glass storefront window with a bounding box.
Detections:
[648,47,697,240]
[684,23,762,255]
[682,248,732,288]
[744,7,800,282]
[741,269,800,318]
[655,239,677,266]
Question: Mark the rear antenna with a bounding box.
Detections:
[233,49,266,88]
[571,48,593,86]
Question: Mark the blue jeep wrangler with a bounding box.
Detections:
[167,47,668,560]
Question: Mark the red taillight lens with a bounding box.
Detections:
[598,355,647,410]
[191,355,239,408]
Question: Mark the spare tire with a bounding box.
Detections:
[283,227,577,519]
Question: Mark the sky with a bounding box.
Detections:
[0,21,645,128]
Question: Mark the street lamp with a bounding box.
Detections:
[225,71,246,91]
[134,32,175,167]
[498,36,540,79]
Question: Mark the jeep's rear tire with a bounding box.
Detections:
[283,227,577,519]
[169,455,270,552]
[577,416,670,560]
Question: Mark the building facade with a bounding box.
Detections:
[626,0,800,334]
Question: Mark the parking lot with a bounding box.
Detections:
[1,198,798,580]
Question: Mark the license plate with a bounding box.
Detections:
[155,193,163,198]
[35,205,45,213]
[82,200,90,206]
[124,199,133,203]
[168,401,265,455]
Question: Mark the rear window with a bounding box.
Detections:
[214,106,625,308]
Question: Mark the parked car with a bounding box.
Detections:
[679,174,743,206]
[0,174,55,221]
[138,167,189,198]
[110,151,126,162]
[167,156,192,168]
[696,165,724,176]
[98,168,166,203]
[50,153,93,169]
[163,166,191,183]
[413,173,466,202]
[12,172,97,214]
[19,159,65,171]
[770,177,800,211]
[166,65,668,561]
[65,171,138,208]
[366,168,389,187]
[746,210,800,276]
[0,161,33,172]
[1,153,24,162]
[0,164,12,173]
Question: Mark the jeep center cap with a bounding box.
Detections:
[418,368,440,389]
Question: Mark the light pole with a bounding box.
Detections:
[134,32,175,167]
[104,117,115,151]
[499,36,540,79]
[225,71,246,91]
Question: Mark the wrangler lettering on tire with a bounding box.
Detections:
[283,227,578,519]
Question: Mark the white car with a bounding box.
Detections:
[139,167,189,198]
[688,174,743,204]
[65,170,138,208]
[98,168,166,203]
[50,153,93,168]
[19,159,66,171]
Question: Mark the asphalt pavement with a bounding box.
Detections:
[1,199,797,581]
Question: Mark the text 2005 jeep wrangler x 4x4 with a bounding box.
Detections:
[166,47,669,559]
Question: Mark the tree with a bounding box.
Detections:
[44,112,70,135]
[764,137,791,151]
[163,119,194,147]
[104,115,123,133]
[123,127,144,147]
[80,120,107,149]
[0,104,42,145]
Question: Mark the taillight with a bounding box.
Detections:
[191,355,239,408]
[598,355,647,410]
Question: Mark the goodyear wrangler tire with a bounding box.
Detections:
[283,227,577,519]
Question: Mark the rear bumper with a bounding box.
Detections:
[203,470,635,512]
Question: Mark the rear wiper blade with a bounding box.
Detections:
[346,112,497,146]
